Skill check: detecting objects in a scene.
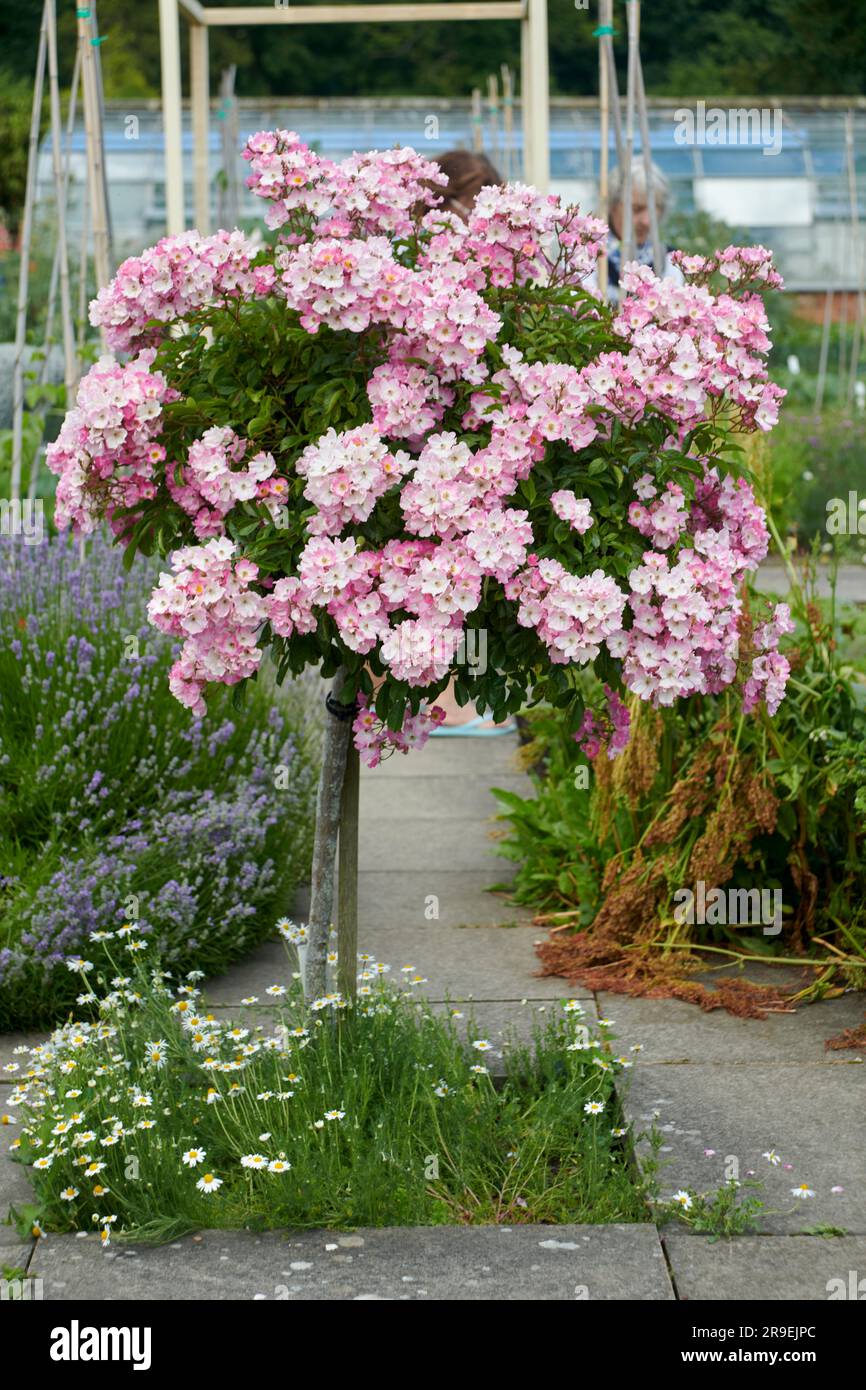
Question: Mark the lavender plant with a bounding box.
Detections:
[0,535,317,1029]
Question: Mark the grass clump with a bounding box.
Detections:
[6,939,648,1241]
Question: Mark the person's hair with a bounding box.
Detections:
[608,157,671,215]
[434,150,503,218]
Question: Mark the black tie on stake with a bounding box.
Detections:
[325,692,359,722]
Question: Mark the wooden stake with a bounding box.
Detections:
[46,0,77,405]
[815,289,833,413]
[39,47,80,389]
[306,670,354,1003]
[190,21,210,234]
[524,0,549,192]
[597,0,610,300]
[487,73,500,172]
[11,2,48,503]
[336,741,360,1005]
[636,49,663,275]
[89,2,114,268]
[622,0,639,264]
[501,63,513,181]
[603,29,624,168]
[77,6,110,291]
[471,86,484,153]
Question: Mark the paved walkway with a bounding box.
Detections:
[754,562,866,603]
[2,732,865,1300]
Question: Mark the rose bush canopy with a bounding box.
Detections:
[46,132,791,766]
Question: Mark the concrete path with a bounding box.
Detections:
[2,730,864,1300]
[754,562,866,603]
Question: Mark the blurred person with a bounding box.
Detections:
[591,157,684,304]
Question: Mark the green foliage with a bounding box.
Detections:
[765,412,866,555]
[493,555,866,988]
[661,1179,767,1241]
[0,78,36,236]
[10,953,649,1239]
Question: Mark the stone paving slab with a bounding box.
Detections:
[0,1125,37,1239]
[623,1062,866,1235]
[205,917,573,1006]
[663,1231,866,1301]
[357,869,527,929]
[361,774,531,821]
[599,991,866,1066]
[27,1223,672,1301]
[358,817,505,873]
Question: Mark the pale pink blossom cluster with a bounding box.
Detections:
[275,234,414,333]
[146,537,268,715]
[243,133,445,239]
[671,244,784,292]
[323,147,447,238]
[45,350,172,534]
[576,685,632,760]
[399,432,483,539]
[614,263,785,431]
[295,423,410,534]
[352,693,446,769]
[166,425,286,540]
[609,545,739,705]
[607,467,782,709]
[474,350,599,454]
[397,431,535,565]
[392,268,502,384]
[241,128,335,229]
[460,184,606,289]
[89,229,273,352]
[628,474,689,549]
[506,561,626,666]
[744,602,795,715]
[690,467,770,570]
[551,489,594,534]
[366,361,453,439]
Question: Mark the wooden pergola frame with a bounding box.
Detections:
[158,0,550,235]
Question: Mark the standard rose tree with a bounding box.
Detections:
[47,132,790,999]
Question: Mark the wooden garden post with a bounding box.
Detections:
[158,0,185,235]
[305,669,358,1004]
[190,19,211,235]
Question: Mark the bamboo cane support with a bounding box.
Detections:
[501,64,513,181]
[815,289,833,413]
[46,0,78,406]
[636,50,664,276]
[10,1,48,503]
[622,0,639,264]
[597,0,610,300]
